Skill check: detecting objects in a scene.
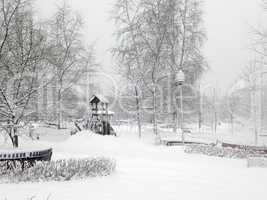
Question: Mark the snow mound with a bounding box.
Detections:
[55,130,155,159]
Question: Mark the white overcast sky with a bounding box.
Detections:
[35,0,267,91]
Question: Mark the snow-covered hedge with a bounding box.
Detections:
[185,144,267,159]
[0,158,116,183]
[247,157,267,168]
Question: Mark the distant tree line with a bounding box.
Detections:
[220,0,267,140]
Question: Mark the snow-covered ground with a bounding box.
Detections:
[0,127,267,200]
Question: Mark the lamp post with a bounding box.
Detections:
[175,69,185,144]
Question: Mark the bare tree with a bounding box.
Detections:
[263,0,267,9]
[253,1,267,61]
[47,2,90,129]
[0,0,49,147]
[113,0,206,138]
[112,0,145,138]
[164,0,206,132]
[240,61,261,144]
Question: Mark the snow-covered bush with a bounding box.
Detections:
[247,157,267,168]
[0,158,116,183]
[185,144,267,159]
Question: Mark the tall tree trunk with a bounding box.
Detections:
[7,119,19,148]
[135,86,142,139]
[57,90,62,129]
[214,111,217,134]
[173,111,177,132]
[213,88,217,135]
[11,126,18,148]
[230,114,234,135]
[198,90,202,131]
[13,130,18,148]
[152,87,158,135]
[198,110,202,130]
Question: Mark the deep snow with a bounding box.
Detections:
[0,129,267,200]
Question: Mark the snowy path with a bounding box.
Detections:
[1,132,267,200]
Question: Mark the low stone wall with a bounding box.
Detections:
[185,144,267,159]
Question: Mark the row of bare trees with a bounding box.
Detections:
[112,0,207,138]
[214,0,267,143]
[0,0,96,147]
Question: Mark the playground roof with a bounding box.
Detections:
[89,94,109,104]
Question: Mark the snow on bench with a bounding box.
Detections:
[160,139,206,146]
[0,148,53,170]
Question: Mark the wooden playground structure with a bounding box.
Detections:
[88,94,116,136]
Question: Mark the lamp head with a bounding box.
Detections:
[175,69,185,85]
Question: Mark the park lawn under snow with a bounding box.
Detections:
[1,129,267,200]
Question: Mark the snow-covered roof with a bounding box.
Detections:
[89,94,109,104]
[94,110,115,115]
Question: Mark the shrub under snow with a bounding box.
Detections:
[185,144,267,159]
[247,157,267,168]
[0,158,116,183]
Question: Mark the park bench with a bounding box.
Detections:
[0,148,52,170]
[222,142,267,154]
[160,128,199,146]
[162,140,205,146]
